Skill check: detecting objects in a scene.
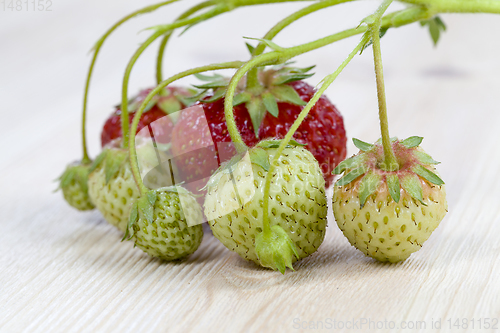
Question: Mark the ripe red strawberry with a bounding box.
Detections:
[101,86,192,147]
[170,67,346,190]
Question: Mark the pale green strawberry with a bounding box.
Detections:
[332,137,448,263]
[58,162,95,211]
[125,187,203,260]
[204,142,328,271]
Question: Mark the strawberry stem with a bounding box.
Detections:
[128,61,245,196]
[156,1,214,84]
[369,0,399,171]
[80,0,178,163]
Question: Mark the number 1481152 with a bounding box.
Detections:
[2,0,52,11]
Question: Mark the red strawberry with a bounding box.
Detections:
[259,80,346,187]
[101,86,192,147]
[170,68,346,189]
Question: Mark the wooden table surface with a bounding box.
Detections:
[1,1,500,332]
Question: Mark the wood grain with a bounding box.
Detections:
[1,1,499,332]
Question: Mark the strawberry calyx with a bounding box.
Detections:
[90,147,129,185]
[57,161,95,211]
[188,66,314,137]
[334,136,444,208]
[255,225,299,274]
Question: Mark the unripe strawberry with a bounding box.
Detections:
[204,142,328,271]
[332,137,448,262]
[58,162,95,211]
[125,187,203,260]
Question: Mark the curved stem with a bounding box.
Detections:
[80,0,178,163]
[128,61,244,195]
[261,33,370,234]
[156,1,215,84]
[246,0,353,87]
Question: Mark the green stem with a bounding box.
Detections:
[370,0,399,171]
[128,61,244,195]
[121,0,313,150]
[80,0,178,163]
[399,0,500,14]
[156,1,215,84]
[246,0,354,86]
[261,33,370,235]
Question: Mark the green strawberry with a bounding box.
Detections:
[204,142,328,271]
[125,187,204,260]
[332,137,448,262]
[58,162,95,211]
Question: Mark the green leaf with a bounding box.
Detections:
[89,150,107,173]
[333,155,364,175]
[401,136,423,148]
[60,167,76,189]
[352,138,374,152]
[249,148,270,172]
[273,73,314,86]
[386,174,401,203]
[233,92,252,106]
[192,81,228,90]
[245,42,255,55]
[270,85,306,106]
[193,73,224,82]
[122,202,138,241]
[105,151,127,184]
[146,190,157,206]
[243,37,285,52]
[414,151,440,165]
[359,172,382,208]
[246,97,266,137]
[401,174,424,203]
[262,92,279,117]
[203,88,226,103]
[360,27,388,54]
[420,16,446,46]
[335,167,366,186]
[255,225,299,274]
[138,195,155,224]
[413,165,444,186]
[256,139,305,149]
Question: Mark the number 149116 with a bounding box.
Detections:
[2,0,53,11]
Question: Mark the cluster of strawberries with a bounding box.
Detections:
[58,0,448,273]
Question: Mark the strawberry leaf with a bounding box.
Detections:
[413,165,444,186]
[420,16,446,46]
[203,88,226,103]
[89,150,107,173]
[233,92,252,106]
[386,174,401,203]
[138,195,155,224]
[262,92,279,117]
[333,155,364,175]
[335,167,366,186]
[401,174,424,203]
[401,136,423,148]
[245,42,255,55]
[270,85,306,106]
[246,97,266,137]
[249,148,270,172]
[193,73,224,81]
[352,138,374,152]
[359,172,382,208]
[123,202,138,241]
[105,151,127,184]
[414,150,440,165]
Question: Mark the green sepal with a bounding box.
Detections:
[352,138,374,152]
[249,147,270,172]
[256,139,306,149]
[158,98,182,115]
[359,172,382,208]
[255,225,299,274]
[271,65,315,86]
[245,42,255,55]
[243,37,285,52]
[246,97,267,137]
[360,27,388,54]
[386,174,401,203]
[414,150,440,165]
[413,164,444,186]
[89,150,107,173]
[193,73,224,82]
[202,88,226,103]
[333,155,364,175]
[233,92,252,106]
[401,174,424,203]
[192,81,228,90]
[105,151,127,184]
[138,190,157,224]
[269,85,306,106]
[335,167,366,186]
[262,92,279,117]
[59,166,76,189]
[123,202,138,241]
[420,16,446,46]
[401,136,423,148]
